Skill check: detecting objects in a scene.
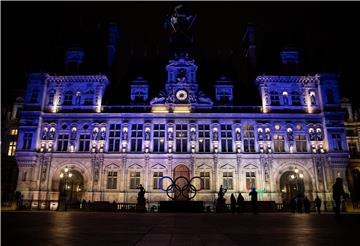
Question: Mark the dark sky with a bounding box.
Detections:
[3,1,360,106]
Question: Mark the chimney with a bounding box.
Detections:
[107,22,120,71]
[65,47,84,74]
[243,22,256,68]
[280,47,299,73]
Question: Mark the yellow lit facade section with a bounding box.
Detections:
[152,106,169,113]
[8,141,17,156]
[10,129,18,135]
[173,106,191,113]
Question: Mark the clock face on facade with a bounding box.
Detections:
[176,89,188,101]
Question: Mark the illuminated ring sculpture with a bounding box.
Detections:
[158,175,204,201]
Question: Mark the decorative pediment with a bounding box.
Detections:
[151,163,166,170]
[197,163,212,170]
[128,163,143,169]
[243,164,258,169]
[105,163,120,169]
[220,163,235,169]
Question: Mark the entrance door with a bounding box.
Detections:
[59,170,84,208]
[280,171,305,203]
[174,165,190,201]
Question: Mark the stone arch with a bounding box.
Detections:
[50,162,91,192]
[273,161,315,196]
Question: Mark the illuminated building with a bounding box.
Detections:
[14,6,350,210]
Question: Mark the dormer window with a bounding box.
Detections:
[84,90,94,105]
[270,91,280,106]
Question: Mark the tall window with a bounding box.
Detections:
[291,92,301,106]
[348,142,358,157]
[243,124,255,153]
[246,171,256,191]
[273,135,285,152]
[57,134,69,152]
[332,133,343,151]
[84,90,94,105]
[8,141,17,156]
[108,124,121,152]
[63,91,73,105]
[270,91,280,106]
[153,172,163,189]
[295,135,307,152]
[130,124,143,152]
[23,133,33,150]
[153,124,165,152]
[223,172,233,190]
[221,125,233,152]
[79,134,91,152]
[176,124,188,152]
[130,171,140,189]
[10,129,18,135]
[107,171,117,189]
[198,125,210,153]
[200,172,210,190]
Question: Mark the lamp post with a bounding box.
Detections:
[59,167,72,211]
[290,167,304,196]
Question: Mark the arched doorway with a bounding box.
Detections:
[280,171,305,203]
[58,169,84,209]
[173,164,190,201]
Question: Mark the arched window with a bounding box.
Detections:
[63,91,73,105]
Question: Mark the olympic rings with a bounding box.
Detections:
[158,175,205,201]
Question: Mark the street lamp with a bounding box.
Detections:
[59,167,72,210]
[291,168,304,195]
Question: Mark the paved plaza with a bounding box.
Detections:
[2,211,359,246]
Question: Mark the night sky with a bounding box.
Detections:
[3,1,360,107]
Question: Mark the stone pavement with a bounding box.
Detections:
[2,211,359,246]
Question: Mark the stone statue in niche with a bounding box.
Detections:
[92,128,99,140]
[42,128,48,140]
[287,129,294,141]
[265,130,271,141]
[309,129,316,141]
[213,130,218,141]
[71,128,77,140]
[283,95,289,105]
[145,130,150,141]
[316,129,323,141]
[122,130,128,140]
[100,129,106,140]
[310,93,316,105]
[258,130,264,141]
[190,130,196,141]
[236,131,241,141]
[168,131,173,141]
[49,129,55,140]
[41,163,47,181]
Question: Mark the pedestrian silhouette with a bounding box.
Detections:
[290,196,296,213]
[315,195,321,214]
[303,196,311,213]
[296,195,303,213]
[230,193,236,213]
[332,177,346,217]
[249,188,258,214]
[237,193,245,213]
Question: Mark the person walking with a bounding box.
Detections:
[237,193,245,213]
[249,188,258,214]
[230,193,236,213]
[303,196,310,213]
[315,195,321,214]
[332,177,346,217]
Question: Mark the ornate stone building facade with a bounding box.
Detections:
[14,7,350,210]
